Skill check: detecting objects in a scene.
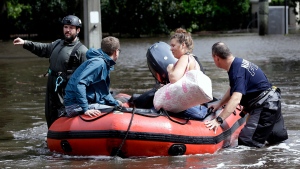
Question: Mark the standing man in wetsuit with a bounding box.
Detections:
[13,15,88,128]
[205,42,288,148]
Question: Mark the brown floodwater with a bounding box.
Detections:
[0,33,300,168]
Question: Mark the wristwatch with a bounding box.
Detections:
[216,116,223,124]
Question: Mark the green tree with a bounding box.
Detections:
[101,0,174,37]
[290,0,300,24]
[0,0,9,40]
[2,0,82,40]
[101,0,250,37]
[1,0,253,39]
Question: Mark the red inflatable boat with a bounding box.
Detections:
[47,42,246,157]
[47,93,246,157]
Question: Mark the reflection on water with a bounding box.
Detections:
[1,34,300,168]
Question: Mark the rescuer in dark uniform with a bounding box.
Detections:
[205,42,288,147]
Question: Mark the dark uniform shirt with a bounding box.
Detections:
[228,57,271,106]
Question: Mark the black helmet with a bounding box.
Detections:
[146,41,177,84]
[62,15,82,28]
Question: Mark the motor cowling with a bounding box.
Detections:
[146,41,177,84]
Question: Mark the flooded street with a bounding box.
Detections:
[0,33,300,168]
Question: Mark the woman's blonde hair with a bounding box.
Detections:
[170,28,193,52]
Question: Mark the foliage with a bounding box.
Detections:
[2,0,252,39]
[101,0,174,37]
[202,0,250,31]
[101,0,250,37]
[269,0,291,6]
[290,0,300,24]
[270,0,285,5]
[7,1,31,19]
[4,0,82,39]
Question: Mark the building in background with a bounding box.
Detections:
[249,0,299,34]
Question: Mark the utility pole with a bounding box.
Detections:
[83,0,102,48]
[259,0,269,35]
[284,0,288,34]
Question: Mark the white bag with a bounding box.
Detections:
[153,69,213,113]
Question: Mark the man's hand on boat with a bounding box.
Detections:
[84,109,101,117]
[205,118,221,134]
[204,104,222,134]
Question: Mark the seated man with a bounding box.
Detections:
[64,36,122,117]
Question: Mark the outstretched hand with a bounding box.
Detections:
[13,37,25,45]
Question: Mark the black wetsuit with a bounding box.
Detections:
[23,39,88,128]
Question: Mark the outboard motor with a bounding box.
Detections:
[146,41,177,84]
[130,42,177,108]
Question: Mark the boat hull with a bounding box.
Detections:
[47,104,246,157]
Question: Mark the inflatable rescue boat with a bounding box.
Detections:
[47,42,247,157]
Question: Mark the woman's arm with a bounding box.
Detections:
[167,54,189,83]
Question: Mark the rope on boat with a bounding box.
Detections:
[113,107,136,158]
[78,107,163,122]
[162,109,190,125]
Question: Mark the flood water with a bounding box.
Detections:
[0,33,300,168]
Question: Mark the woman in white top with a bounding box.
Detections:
[167,28,208,120]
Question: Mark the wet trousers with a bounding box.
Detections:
[238,90,288,147]
[45,76,65,128]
